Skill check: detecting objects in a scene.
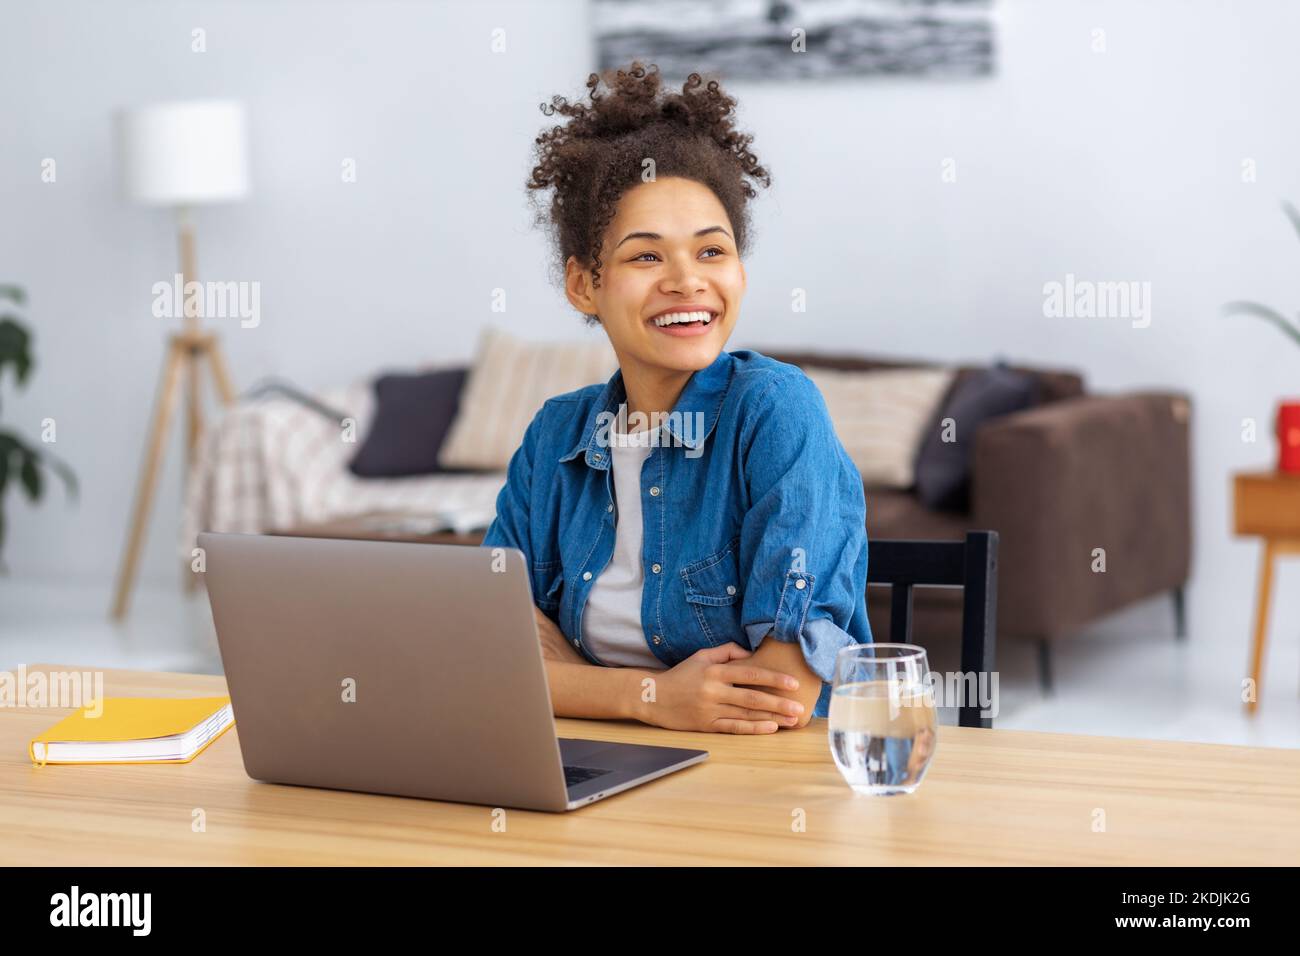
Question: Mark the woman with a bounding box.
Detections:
[483,63,872,734]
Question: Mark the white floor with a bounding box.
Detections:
[1,579,225,678]
[994,597,1300,749]
[2,578,1297,750]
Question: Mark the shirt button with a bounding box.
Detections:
[651,563,661,574]
[592,453,602,462]
[582,571,592,581]
[572,639,580,647]
[649,486,660,497]
[606,503,613,512]
[652,634,662,644]
[726,585,736,595]
[794,578,806,590]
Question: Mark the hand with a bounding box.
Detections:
[534,606,586,664]
[634,643,806,734]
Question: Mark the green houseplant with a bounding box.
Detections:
[0,284,77,567]
[1222,200,1300,348]
[1222,202,1300,473]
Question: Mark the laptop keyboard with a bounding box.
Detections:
[564,765,613,788]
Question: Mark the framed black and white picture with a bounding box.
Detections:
[594,0,996,81]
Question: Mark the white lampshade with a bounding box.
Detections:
[118,100,249,206]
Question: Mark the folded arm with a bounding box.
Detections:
[742,632,822,729]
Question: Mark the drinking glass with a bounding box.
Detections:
[828,644,936,795]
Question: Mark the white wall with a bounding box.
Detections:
[2,0,1298,643]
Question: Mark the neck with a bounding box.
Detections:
[620,361,693,431]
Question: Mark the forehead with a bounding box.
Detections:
[611,177,731,233]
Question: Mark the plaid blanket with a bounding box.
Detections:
[179,378,506,559]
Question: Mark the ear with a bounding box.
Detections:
[564,255,597,315]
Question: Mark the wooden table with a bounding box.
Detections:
[1234,470,1300,713]
[3,664,1299,865]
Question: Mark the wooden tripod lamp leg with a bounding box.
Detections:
[110,338,187,621]
[203,334,238,406]
[183,342,204,594]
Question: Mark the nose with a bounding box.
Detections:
[660,259,707,296]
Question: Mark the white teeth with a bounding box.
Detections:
[653,310,714,327]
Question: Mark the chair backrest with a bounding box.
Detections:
[866,531,998,729]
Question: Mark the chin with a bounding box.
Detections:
[642,320,731,371]
[653,340,723,373]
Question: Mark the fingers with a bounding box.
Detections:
[716,703,801,728]
[720,685,805,720]
[692,642,753,665]
[710,717,780,734]
[676,645,806,733]
[714,661,799,691]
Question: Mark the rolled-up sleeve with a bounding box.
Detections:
[738,371,872,686]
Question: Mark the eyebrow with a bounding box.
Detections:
[614,225,732,249]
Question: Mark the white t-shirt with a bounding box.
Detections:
[581,427,667,669]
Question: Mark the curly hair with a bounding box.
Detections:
[526,61,772,325]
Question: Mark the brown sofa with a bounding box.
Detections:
[762,349,1193,688]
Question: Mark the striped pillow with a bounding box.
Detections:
[437,327,618,470]
[805,366,956,489]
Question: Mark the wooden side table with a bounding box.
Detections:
[1233,471,1300,712]
[270,513,487,547]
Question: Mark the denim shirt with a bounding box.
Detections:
[481,348,873,718]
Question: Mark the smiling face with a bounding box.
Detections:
[565,176,746,384]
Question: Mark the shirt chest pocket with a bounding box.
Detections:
[680,537,743,646]
[530,560,564,613]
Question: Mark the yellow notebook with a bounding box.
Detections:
[29,696,234,767]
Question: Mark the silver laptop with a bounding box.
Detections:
[199,532,707,812]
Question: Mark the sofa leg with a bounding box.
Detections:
[1172,586,1187,641]
[1036,638,1053,696]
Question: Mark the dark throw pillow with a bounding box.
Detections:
[914,362,1039,512]
[347,368,469,478]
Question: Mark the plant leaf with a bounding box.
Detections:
[0,317,33,387]
[1221,300,1300,349]
[0,285,26,306]
[1282,201,1300,247]
[19,450,41,500]
[38,450,78,500]
[0,432,77,500]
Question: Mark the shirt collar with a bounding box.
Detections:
[558,349,735,470]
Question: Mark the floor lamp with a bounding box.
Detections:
[111,100,249,620]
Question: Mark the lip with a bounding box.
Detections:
[647,307,720,338]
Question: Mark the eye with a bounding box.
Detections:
[631,247,725,263]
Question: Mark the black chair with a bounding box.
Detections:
[866,531,999,729]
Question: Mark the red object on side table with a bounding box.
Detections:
[1279,401,1300,473]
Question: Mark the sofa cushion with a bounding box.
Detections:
[438,327,618,470]
[914,362,1039,512]
[348,368,469,478]
[761,349,1085,406]
[805,366,955,489]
